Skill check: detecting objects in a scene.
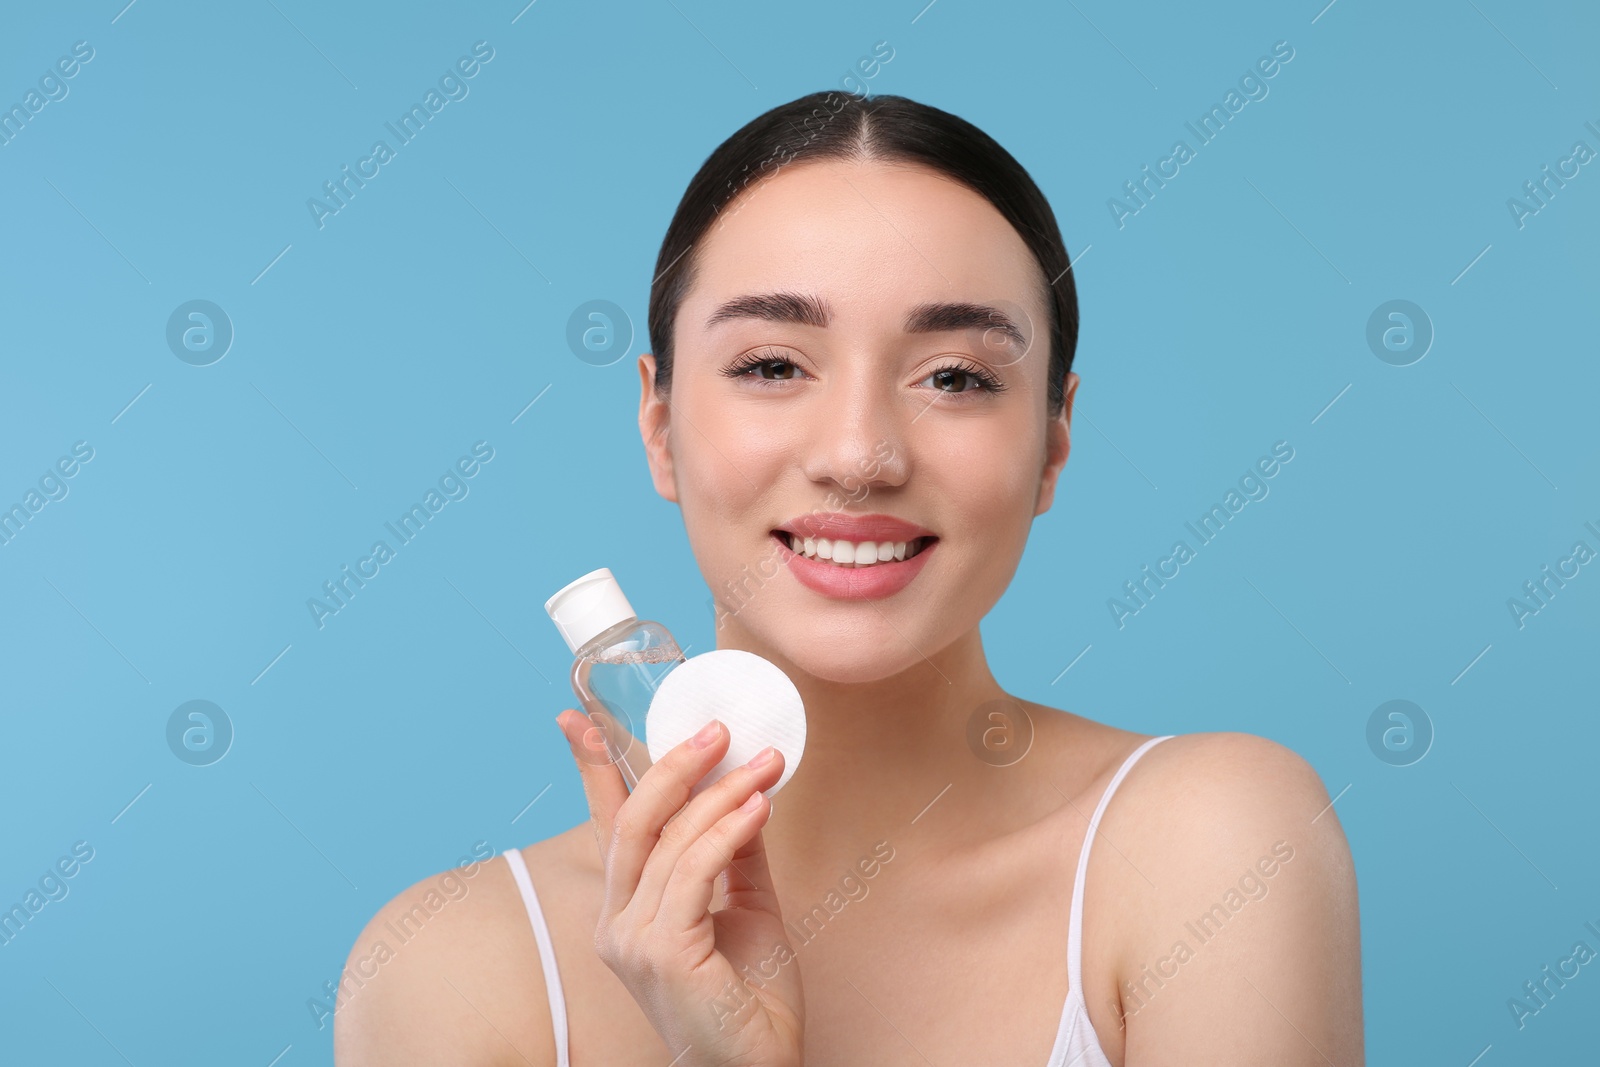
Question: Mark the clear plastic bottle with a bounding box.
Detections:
[545,567,685,793]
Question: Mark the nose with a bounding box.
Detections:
[800,369,909,502]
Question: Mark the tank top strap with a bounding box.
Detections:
[502,848,570,1067]
[1067,735,1174,996]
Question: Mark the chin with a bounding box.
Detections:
[760,626,942,686]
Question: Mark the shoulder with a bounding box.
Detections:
[1100,730,1354,903]
[332,833,587,1066]
[1123,730,1338,825]
[1092,732,1363,1057]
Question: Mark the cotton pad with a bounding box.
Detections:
[646,649,806,801]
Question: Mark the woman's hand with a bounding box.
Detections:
[557,708,804,1067]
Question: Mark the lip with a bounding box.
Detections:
[771,527,938,601]
[773,512,936,543]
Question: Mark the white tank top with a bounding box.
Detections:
[502,734,1173,1066]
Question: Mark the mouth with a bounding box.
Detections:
[770,529,937,568]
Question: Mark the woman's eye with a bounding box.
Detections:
[923,365,1001,394]
[721,348,806,384]
[927,368,977,393]
[724,353,1002,396]
[747,359,799,380]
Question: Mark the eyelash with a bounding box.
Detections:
[720,348,1008,396]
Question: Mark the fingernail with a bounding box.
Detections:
[745,745,776,769]
[740,791,764,812]
[690,719,722,749]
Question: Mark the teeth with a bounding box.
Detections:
[782,533,926,567]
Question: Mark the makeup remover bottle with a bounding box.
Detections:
[545,567,685,793]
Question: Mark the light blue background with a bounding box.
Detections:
[2,0,1596,1062]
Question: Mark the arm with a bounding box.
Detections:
[333,861,556,1067]
[1106,732,1363,1065]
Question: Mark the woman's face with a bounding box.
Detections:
[639,158,1076,684]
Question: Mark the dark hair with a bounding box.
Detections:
[647,91,1079,418]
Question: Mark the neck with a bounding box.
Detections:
[712,619,1007,875]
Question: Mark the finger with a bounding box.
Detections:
[719,802,781,915]
[657,780,779,933]
[602,718,734,913]
[556,708,631,868]
[633,748,784,919]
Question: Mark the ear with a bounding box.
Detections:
[1033,371,1077,517]
[638,353,678,503]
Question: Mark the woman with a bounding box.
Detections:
[336,91,1363,1065]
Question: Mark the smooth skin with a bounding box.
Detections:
[336,158,1363,1065]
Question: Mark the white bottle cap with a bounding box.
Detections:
[545,567,637,653]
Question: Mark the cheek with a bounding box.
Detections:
[673,390,772,482]
[940,423,1040,509]
[671,404,789,543]
[695,436,788,513]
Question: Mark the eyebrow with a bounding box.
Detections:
[705,292,1026,350]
